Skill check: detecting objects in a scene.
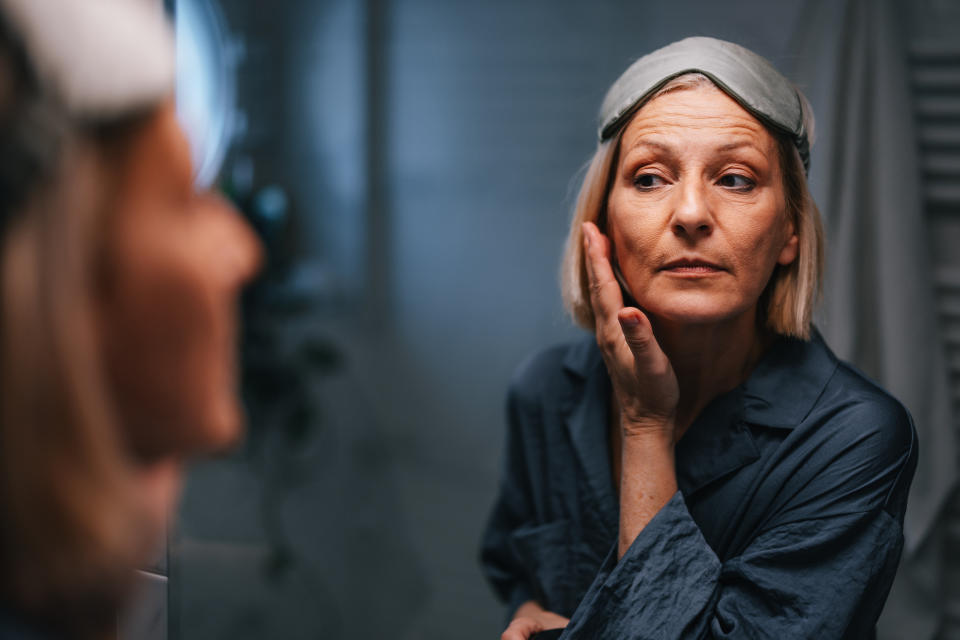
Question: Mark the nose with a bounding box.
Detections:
[670,180,712,238]
[213,193,264,288]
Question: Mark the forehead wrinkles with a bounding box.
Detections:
[622,89,770,153]
[623,117,767,153]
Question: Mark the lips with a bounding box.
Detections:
[659,257,726,272]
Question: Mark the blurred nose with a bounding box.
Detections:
[670,179,712,239]
[214,193,264,288]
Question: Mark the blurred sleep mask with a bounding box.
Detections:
[598,36,810,173]
[0,0,173,227]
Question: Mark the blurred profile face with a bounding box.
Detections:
[96,101,262,462]
[606,84,798,327]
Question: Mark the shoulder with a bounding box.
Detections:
[815,360,916,461]
[507,335,597,410]
[765,330,917,466]
[799,356,918,515]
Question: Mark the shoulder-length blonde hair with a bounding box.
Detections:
[0,118,154,638]
[561,74,824,339]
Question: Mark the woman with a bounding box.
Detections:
[0,0,261,637]
[481,37,917,639]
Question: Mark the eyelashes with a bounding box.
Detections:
[633,173,666,190]
[630,172,757,193]
[716,173,756,191]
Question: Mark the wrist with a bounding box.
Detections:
[620,416,675,442]
[620,429,676,471]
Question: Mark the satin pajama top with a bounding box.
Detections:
[480,330,917,639]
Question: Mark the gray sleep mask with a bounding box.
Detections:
[598,37,810,173]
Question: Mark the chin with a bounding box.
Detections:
[639,292,752,327]
[188,360,245,453]
[198,397,245,452]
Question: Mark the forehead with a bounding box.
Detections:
[620,85,776,155]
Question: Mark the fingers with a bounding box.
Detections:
[583,221,633,366]
[501,617,541,640]
[535,612,571,630]
[617,307,678,424]
[618,307,673,378]
[548,614,571,627]
[581,222,624,328]
[617,308,656,357]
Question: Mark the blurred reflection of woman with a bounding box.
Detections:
[481,37,917,640]
[0,1,261,637]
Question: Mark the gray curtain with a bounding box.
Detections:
[790,0,955,636]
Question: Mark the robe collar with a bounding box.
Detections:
[559,328,839,501]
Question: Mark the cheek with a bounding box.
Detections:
[726,210,791,280]
[606,196,660,265]
[100,222,235,460]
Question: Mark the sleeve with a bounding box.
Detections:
[559,402,918,640]
[478,372,540,617]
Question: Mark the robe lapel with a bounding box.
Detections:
[675,390,761,496]
[562,344,619,534]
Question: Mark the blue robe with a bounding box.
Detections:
[480,330,917,639]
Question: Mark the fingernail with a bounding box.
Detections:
[620,314,640,326]
[582,225,591,248]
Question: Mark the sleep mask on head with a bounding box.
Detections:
[0,0,174,120]
[598,36,810,173]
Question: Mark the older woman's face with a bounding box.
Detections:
[97,102,262,462]
[606,85,798,327]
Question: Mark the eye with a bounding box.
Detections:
[717,173,755,191]
[633,173,665,190]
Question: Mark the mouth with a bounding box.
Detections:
[659,257,726,274]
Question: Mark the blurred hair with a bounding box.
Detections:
[0,18,154,638]
[561,73,824,339]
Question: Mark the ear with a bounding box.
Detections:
[777,231,799,266]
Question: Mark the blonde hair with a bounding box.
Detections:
[561,74,824,339]
[0,129,150,637]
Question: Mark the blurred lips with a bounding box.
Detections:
[660,257,726,274]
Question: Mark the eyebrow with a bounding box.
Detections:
[625,139,673,154]
[715,140,762,153]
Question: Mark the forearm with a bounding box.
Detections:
[618,427,677,558]
[563,502,904,639]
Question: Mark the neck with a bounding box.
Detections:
[132,458,182,551]
[650,311,770,436]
